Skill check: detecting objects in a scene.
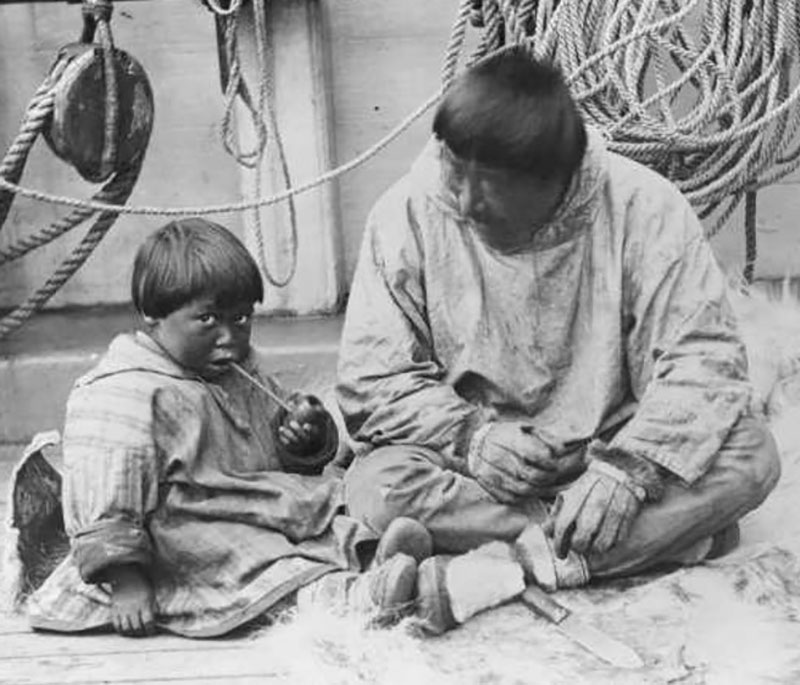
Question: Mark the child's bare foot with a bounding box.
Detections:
[107,565,157,637]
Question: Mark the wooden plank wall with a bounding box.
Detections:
[320,1,476,285]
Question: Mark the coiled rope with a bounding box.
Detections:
[1,0,797,303]
[211,0,299,287]
[462,0,800,256]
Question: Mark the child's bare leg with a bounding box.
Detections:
[107,565,156,637]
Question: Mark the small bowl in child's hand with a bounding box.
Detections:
[289,394,325,425]
[278,394,334,474]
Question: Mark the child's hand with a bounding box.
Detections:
[276,393,338,475]
[107,564,157,637]
[278,394,328,454]
[278,394,329,454]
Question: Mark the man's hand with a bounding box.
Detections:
[107,564,156,637]
[278,393,329,455]
[468,421,585,504]
[545,459,646,558]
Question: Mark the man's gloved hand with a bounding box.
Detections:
[467,421,585,504]
[544,441,665,558]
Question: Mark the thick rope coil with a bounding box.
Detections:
[442,0,474,90]
[452,0,800,281]
[466,0,800,239]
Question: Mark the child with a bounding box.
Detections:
[27,218,432,637]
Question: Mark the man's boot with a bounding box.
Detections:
[372,517,434,567]
[415,541,526,634]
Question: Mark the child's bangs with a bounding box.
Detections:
[200,258,261,309]
[189,246,262,309]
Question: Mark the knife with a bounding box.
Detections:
[521,585,644,669]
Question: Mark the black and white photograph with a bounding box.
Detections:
[2,1,800,683]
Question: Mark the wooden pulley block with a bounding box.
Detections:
[44,42,154,183]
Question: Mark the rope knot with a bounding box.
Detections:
[469,0,485,27]
[81,0,113,23]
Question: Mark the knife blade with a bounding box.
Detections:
[521,585,644,669]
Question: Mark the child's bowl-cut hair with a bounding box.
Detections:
[433,46,586,182]
[132,217,264,319]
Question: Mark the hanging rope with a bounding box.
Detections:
[0,64,68,231]
[441,0,474,89]
[4,0,796,286]
[208,0,299,288]
[0,0,147,339]
[452,0,800,281]
[0,1,457,227]
[0,162,140,339]
[0,160,138,267]
[0,89,442,217]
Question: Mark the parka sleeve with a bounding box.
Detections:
[62,380,159,584]
[336,184,488,460]
[610,192,752,484]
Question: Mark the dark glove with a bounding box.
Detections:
[467,421,578,504]
[277,393,337,475]
[545,441,665,557]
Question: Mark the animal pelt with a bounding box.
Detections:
[0,431,67,613]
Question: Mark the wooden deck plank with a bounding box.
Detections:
[0,646,289,684]
[112,678,271,684]
[0,631,249,659]
[0,614,30,635]
[1,680,271,685]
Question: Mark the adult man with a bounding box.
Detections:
[336,47,780,631]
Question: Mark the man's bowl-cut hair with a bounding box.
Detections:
[433,46,587,182]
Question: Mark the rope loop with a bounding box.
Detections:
[213,0,300,288]
[202,0,243,18]
[81,0,113,25]
[470,0,486,27]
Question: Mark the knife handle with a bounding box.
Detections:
[521,585,570,624]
